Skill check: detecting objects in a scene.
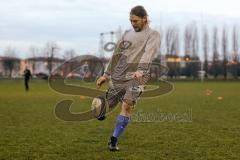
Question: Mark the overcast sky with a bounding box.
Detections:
[0,0,240,58]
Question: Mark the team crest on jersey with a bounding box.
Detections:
[117,40,132,53]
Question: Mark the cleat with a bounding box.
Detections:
[108,136,119,151]
[97,115,106,121]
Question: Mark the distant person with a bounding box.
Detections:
[24,68,32,91]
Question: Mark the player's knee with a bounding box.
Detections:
[120,100,134,116]
[123,106,131,113]
[122,100,134,114]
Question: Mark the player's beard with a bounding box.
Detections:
[133,27,141,32]
[133,22,145,32]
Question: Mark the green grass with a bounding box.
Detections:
[0,79,240,160]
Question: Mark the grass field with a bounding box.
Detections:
[0,79,240,160]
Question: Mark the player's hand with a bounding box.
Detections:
[133,70,144,84]
[96,75,108,89]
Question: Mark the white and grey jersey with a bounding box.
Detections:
[104,26,161,82]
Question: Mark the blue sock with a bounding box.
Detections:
[113,115,130,138]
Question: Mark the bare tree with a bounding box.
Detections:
[184,24,193,57]
[232,25,240,78]
[3,47,20,77]
[63,49,77,77]
[63,49,76,60]
[158,26,164,57]
[232,25,239,62]
[165,26,180,78]
[212,27,220,78]
[192,25,199,58]
[184,23,200,78]
[213,27,220,61]
[191,24,200,78]
[28,46,40,75]
[203,27,209,78]
[44,42,59,75]
[166,26,179,55]
[222,27,228,79]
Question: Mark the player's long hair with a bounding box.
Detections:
[130,5,149,25]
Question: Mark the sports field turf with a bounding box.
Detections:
[0,79,239,160]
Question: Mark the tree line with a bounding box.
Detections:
[1,42,76,77]
[1,23,240,79]
[158,23,240,79]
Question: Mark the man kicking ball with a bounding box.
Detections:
[95,5,160,151]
